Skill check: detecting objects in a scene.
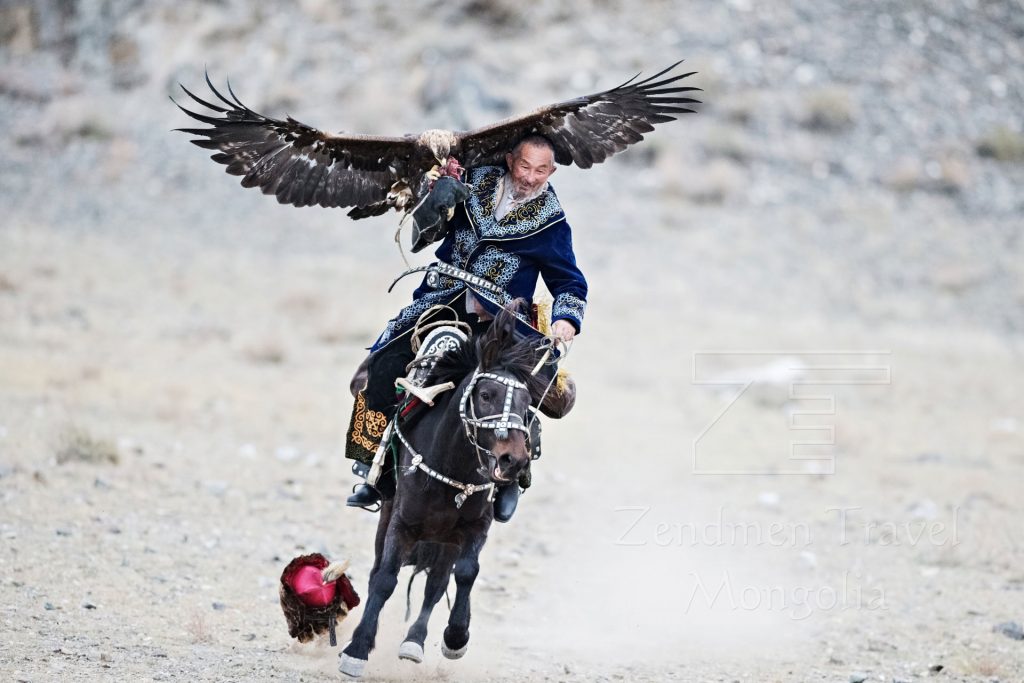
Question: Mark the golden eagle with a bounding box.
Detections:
[174,62,700,219]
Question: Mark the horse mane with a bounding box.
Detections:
[425,301,551,402]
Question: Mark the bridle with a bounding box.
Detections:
[458,370,531,463]
[394,366,531,509]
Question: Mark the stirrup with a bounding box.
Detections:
[347,483,382,513]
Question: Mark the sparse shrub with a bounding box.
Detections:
[882,157,920,193]
[244,342,286,365]
[801,87,854,132]
[720,92,760,126]
[976,126,1024,162]
[702,126,751,162]
[680,158,745,204]
[56,427,120,465]
[882,156,970,195]
[932,157,970,194]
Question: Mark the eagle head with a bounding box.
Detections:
[419,129,458,164]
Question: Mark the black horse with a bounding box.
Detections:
[339,305,549,678]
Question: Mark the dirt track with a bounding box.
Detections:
[3,1,1024,681]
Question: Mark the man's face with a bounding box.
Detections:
[505,143,556,199]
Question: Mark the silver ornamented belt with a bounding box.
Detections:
[388,262,510,303]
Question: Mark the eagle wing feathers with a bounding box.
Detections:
[456,61,700,169]
[174,73,415,209]
[175,62,700,214]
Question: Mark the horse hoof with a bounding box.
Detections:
[441,642,468,660]
[338,652,367,678]
[398,640,424,663]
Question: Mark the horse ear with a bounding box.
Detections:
[477,299,524,369]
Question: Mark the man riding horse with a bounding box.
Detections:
[345,134,586,521]
[175,61,699,519]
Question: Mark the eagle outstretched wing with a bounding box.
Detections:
[174,73,416,209]
[455,61,701,169]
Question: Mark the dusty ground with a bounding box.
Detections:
[2,1,1024,681]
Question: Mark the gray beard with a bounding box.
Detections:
[511,183,532,201]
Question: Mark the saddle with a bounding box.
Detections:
[392,324,468,433]
[365,322,544,492]
[396,324,469,405]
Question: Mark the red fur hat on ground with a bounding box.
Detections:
[279,553,360,645]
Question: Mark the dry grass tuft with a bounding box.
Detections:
[243,341,286,365]
[0,273,17,293]
[56,426,120,466]
[186,609,213,644]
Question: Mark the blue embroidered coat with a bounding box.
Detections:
[371,165,588,351]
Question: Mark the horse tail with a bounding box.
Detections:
[404,542,447,621]
[405,570,417,622]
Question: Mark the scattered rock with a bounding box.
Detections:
[82,601,97,609]
[203,480,229,497]
[849,671,868,683]
[275,446,300,463]
[908,499,940,520]
[211,601,227,611]
[993,621,1024,640]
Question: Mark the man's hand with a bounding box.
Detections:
[425,164,442,181]
[551,319,576,343]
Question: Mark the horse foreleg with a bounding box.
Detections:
[442,531,487,659]
[400,544,459,663]
[340,522,411,677]
[368,500,393,577]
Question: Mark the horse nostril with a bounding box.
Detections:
[497,453,513,471]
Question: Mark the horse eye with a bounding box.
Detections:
[479,391,492,401]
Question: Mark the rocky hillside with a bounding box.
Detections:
[2,0,1022,339]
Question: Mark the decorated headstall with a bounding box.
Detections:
[458,370,531,452]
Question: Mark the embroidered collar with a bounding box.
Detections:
[465,166,565,241]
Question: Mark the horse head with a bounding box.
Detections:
[460,301,551,484]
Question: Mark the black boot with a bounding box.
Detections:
[346,461,382,511]
[347,483,381,510]
[493,483,520,523]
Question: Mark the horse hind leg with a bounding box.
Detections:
[400,544,458,663]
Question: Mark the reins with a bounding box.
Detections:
[392,326,570,510]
